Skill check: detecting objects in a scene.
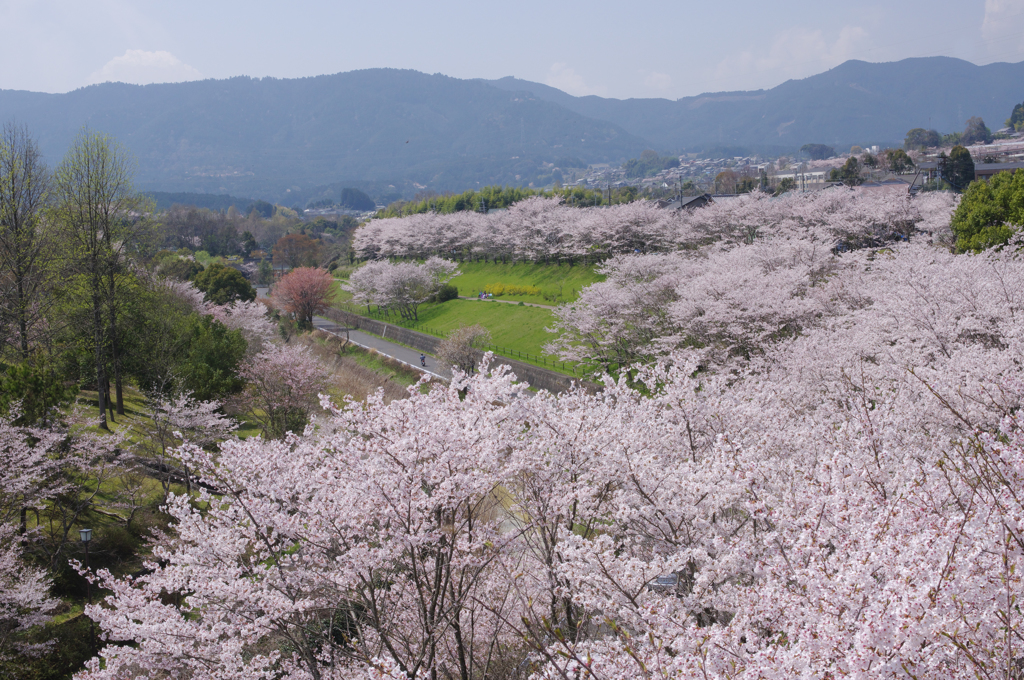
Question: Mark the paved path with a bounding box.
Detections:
[311,317,452,380]
[258,287,451,381]
[457,296,554,309]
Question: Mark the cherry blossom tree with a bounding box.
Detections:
[164,278,276,354]
[0,414,60,662]
[435,324,490,373]
[210,298,277,353]
[76,341,1024,680]
[132,393,236,497]
[232,343,330,438]
[0,525,56,663]
[77,191,1024,680]
[353,190,949,263]
[345,257,459,321]
[79,365,529,680]
[270,266,337,328]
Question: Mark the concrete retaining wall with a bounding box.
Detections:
[323,308,597,394]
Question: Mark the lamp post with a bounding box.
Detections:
[80,528,95,643]
[79,528,92,605]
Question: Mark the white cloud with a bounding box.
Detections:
[642,71,672,92]
[982,0,1024,60]
[87,49,202,86]
[543,62,607,97]
[713,25,869,90]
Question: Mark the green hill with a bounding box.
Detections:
[0,69,646,202]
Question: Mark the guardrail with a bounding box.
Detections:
[333,302,581,376]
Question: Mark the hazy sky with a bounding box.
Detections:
[1,0,1022,99]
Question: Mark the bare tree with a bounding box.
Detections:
[53,130,146,427]
[0,123,54,359]
[436,324,491,374]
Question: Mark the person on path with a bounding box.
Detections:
[420,354,427,368]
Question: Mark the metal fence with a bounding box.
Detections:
[334,302,580,376]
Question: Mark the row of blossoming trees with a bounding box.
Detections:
[58,185,1024,679]
[354,189,957,262]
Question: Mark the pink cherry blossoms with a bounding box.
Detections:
[164,278,276,353]
[0,415,61,662]
[75,190,1024,680]
[346,257,459,320]
[354,190,959,261]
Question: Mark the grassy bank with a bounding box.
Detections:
[333,260,604,306]
[328,260,589,374]
[449,260,604,304]
[334,298,579,374]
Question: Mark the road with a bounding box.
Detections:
[311,316,452,380]
[257,287,451,380]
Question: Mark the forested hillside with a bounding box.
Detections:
[0,57,1020,202]
[484,56,1024,151]
[0,70,646,200]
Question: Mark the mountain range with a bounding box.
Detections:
[0,57,1019,203]
[483,57,1023,153]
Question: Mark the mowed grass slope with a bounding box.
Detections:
[329,261,599,371]
[336,298,568,368]
[411,300,555,356]
[449,261,604,304]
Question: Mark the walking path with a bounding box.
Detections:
[258,287,451,380]
[311,317,452,380]
[457,296,554,309]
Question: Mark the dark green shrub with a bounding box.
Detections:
[193,263,256,304]
[0,355,77,425]
[951,168,1024,252]
[435,284,459,303]
[176,315,247,399]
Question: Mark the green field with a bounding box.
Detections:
[329,261,595,373]
[407,300,555,353]
[448,261,604,304]
[334,260,604,306]
[337,298,576,373]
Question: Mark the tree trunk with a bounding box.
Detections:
[107,262,125,415]
[17,276,29,359]
[93,286,108,430]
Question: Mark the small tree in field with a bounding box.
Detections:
[272,233,321,270]
[233,344,329,439]
[436,324,490,374]
[270,267,336,328]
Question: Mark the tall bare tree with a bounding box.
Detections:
[53,130,146,427]
[0,123,54,359]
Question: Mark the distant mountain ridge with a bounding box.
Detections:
[483,57,1024,152]
[0,57,1019,202]
[0,69,646,201]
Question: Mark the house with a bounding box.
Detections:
[657,193,714,211]
[973,162,1024,181]
[858,178,911,193]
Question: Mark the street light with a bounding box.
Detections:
[80,528,96,644]
[79,528,93,605]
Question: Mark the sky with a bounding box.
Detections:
[1,0,1022,100]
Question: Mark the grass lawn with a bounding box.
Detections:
[75,385,264,441]
[335,342,421,388]
[330,277,354,303]
[449,261,604,304]
[333,260,604,306]
[329,260,590,373]
[362,299,576,372]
